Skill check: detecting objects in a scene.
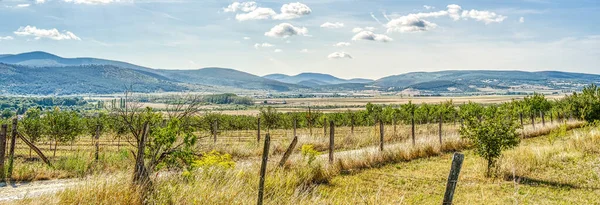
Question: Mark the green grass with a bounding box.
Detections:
[311,125,600,204]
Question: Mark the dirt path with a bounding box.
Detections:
[0,179,80,202]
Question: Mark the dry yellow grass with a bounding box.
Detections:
[7,120,587,205]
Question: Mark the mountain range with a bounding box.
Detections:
[1,51,599,95]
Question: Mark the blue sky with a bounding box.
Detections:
[0,0,598,79]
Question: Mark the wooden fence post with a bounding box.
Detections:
[442,152,465,205]
[293,118,297,137]
[541,111,545,126]
[530,113,535,128]
[16,132,51,167]
[439,112,443,145]
[453,112,457,126]
[257,133,271,205]
[411,112,416,146]
[379,120,384,151]
[0,125,6,182]
[213,121,218,144]
[7,118,17,180]
[393,118,397,137]
[323,118,327,138]
[329,120,335,163]
[257,117,261,142]
[550,112,553,123]
[519,112,524,127]
[278,136,298,167]
[95,125,100,161]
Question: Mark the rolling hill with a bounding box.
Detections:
[0,51,304,94]
[264,73,373,87]
[374,70,600,92]
[159,68,304,92]
[0,51,156,73]
[0,63,184,95]
[1,51,599,95]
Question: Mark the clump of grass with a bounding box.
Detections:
[499,124,600,182]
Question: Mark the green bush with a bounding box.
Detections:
[191,150,235,169]
[301,144,321,165]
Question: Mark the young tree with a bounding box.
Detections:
[567,84,600,122]
[44,107,84,157]
[259,106,280,133]
[112,92,202,189]
[20,108,46,157]
[1,108,14,119]
[460,106,520,177]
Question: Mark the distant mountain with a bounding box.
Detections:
[375,70,600,92]
[0,63,184,95]
[0,51,155,73]
[1,51,599,95]
[264,72,374,86]
[159,68,304,92]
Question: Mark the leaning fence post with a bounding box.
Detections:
[278,136,298,167]
[7,118,17,181]
[0,125,6,182]
[442,152,465,205]
[257,133,271,205]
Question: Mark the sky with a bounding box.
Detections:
[0,0,598,80]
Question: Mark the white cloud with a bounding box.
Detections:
[17,4,30,7]
[386,4,506,33]
[461,10,507,24]
[243,37,251,40]
[424,5,435,10]
[227,2,311,21]
[328,52,353,59]
[273,2,312,20]
[36,0,46,4]
[320,22,344,29]
[447,4,462,20]
[14,26,81,40]
[223,1,257,13]
[0,36,14,41]
[300,49,309,53]
[519,17,525,23]
[64,0,117,4]
[334,42,351,47]
[385,15,437,33]
[352,27,375,33]
[235,7,276,21]
[264,23,308,38]
[254,43,274,49]
[352,31,393,42]
[274,49,283,53]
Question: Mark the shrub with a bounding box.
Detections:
[301,144,321,165]
[191,150,235,169]
[460,106,520,177]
